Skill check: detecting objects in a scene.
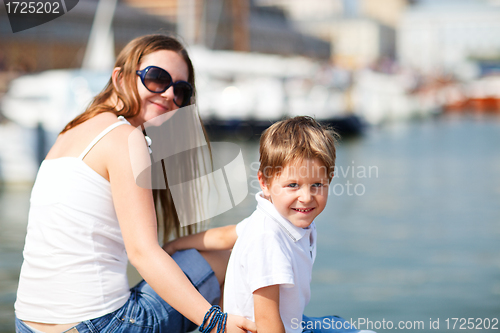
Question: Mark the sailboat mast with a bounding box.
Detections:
[82,0,118,71]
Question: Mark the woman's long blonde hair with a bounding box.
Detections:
[62,34,202,241]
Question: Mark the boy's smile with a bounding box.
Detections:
[258,158,330,229]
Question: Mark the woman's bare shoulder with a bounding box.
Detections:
[86,111,126,128]
[97,115,148,160]
[73,112,135,142]
[47,112,136,160]
[58,112,123,139]
[102,120,151,186]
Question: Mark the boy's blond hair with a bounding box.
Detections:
[259,116,338,184]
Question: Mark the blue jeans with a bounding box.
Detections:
[16,249,220,333]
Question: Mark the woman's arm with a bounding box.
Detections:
[163,225,237,255]
[106,126,255,332]
[253,285,286,333]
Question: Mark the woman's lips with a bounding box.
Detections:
[150,100,169,111]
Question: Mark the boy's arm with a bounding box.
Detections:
[163,224,237,255]
[253,284,286,333]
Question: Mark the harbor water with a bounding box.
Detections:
[1,115,499,332]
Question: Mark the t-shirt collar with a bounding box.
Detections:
[255,191,311,242]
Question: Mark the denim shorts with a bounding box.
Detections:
[16,249,220,333]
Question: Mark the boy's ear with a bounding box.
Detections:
[257,171,271,197]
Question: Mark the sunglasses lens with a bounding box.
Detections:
[143,67,172,92]
[173,82,193,107]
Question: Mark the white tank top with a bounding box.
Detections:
[15,117,132,323]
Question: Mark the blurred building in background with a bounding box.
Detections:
[123,0,330,58]
[0,0,330,75]
[255,0,410,69]
[397,0,500,115]
[398,0,500,76]
[0,1,174,73]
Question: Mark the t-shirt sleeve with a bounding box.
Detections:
[241,228,295,293]
[235,218,248,237]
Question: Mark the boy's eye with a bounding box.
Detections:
[287,183,299,188]
[312,183,324,187]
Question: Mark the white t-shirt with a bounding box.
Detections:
[224,192,317,333]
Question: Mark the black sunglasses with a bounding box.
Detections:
[136,66,193,107]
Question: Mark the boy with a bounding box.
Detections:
[165,116,364,333]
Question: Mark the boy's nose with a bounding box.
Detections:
[298,188,312,202]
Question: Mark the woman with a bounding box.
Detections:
[14,34,256,333]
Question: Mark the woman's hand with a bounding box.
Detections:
[224,314,257,333]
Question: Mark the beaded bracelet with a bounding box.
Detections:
[199,305,228,333]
